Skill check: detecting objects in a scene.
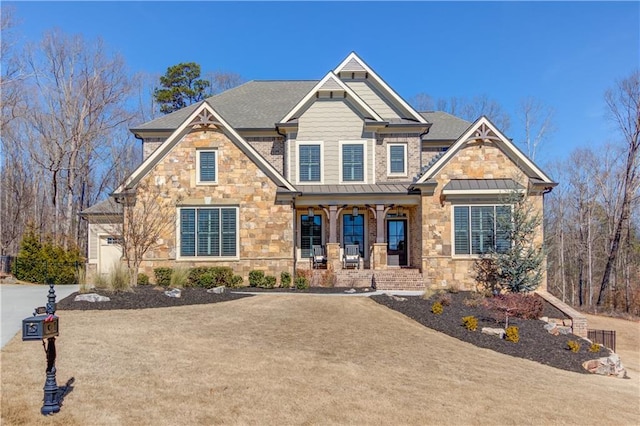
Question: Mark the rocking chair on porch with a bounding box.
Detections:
[342,244,360,269]
[311,245,327,269]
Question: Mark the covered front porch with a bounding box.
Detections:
[293,185,422,272]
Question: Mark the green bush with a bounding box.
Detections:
[462,316,478,331]
[249,270,265,287]
[260,275,276,289]
[187,267,211,287]
[295,276,309,290]
[280,271,292,288]
[431,301,444,315]
[190,267,235,288]
[137,273,150,286]
[154,267,173,287]
[13,228,83,285]
[505,326,520,343]
[199,272,216,289]
[566,340,581,353]
[231,275,243,288]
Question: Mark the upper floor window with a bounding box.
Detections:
[341,142,364,182]
[197,150,217,184]
[179,207,238,258]
[453,205,511,255]
[388,143,407,176]
[299,144,321,183]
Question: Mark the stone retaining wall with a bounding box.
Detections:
[536,291,588,337]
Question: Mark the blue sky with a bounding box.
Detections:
[7,1,639,164]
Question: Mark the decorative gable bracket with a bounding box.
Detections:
[190,109,222,129]
[465,123,502,144]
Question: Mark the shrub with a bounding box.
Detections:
[320,270,336,287]
[436,292,452,307]
[431,301,444,315]
[249,270,265,287]
[93,273,108,290]
[199,273,216,289]
[13,228,84,285]
[505,326,519,343]
[187,267,211,287]
[295,276,309,290]
[483,293,544,326]
[462,316,478,331]
[463,292,485,307]
[589,343,602,353]
[231,275,243,288]
[108,262,131,292]
[566,340,581,353]
[280,271,292,288]
[170,267,190,288]
[421,287,439,300]
[261,275,276,289]
[154,267,173,287]
[137,273,150,286]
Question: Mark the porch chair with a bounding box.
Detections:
[311,245,327,269]
[342,244,360,269]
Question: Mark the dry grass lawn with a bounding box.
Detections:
[1,295,639,425]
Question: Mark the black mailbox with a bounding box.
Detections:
[22,314,59,341]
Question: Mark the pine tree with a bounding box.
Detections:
[153,62,211,114]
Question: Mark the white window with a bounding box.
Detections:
[197,149,218,184]
[387,143,407,176]
[453,205,511,255]
[179,207,238,259]
[297,142,323,184]
[339,141,367,183]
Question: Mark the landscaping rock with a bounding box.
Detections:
[583,353,628,378]
[206,286,225,294]
[344,288,357,293]
[164,288,181,298]
[544,323,559,335]
[481,327,505,339]
[74,293,111,303]
[539,316,549,323]
[557,326,572,335]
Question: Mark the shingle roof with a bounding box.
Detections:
[132,81,318,131]
[80,197,122,216]
[420,111,471,141]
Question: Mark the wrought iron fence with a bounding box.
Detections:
[588,329,616,352]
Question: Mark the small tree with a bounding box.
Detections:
[117,182,179,288]
[475,190,546,293]
[153,62,211,114]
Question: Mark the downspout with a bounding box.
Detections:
[278,124,297,276]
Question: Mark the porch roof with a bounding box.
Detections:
[296,184,415,195]
[80,197,122,216]
[442,179,524,194]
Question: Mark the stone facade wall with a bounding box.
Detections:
[246,136,285,176]
[143,139,165,160]
[375,133,421,182]
[421,140,547,290]
[133,127,294,283]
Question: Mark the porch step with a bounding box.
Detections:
[372,269,425,291]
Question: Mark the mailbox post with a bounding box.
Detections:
[22,281,61,415]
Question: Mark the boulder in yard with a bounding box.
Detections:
[481,327,505,339]
[206,286,225,294]
[164,288,181,298]
[583,353,628,378]
[74,293,111,303]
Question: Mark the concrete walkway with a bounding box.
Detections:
[1,284,79,348]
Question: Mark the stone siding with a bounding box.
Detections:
[133,127,294,282]
[421,140,547,290]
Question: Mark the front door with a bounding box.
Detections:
[387,219,407,266]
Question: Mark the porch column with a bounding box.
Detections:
[376,204,385,243]
[329,205,338,243]
[326,242,341,271]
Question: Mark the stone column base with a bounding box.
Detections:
[371,243,387,270]
[326,243,342,271]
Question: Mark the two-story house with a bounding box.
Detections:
[82,52,556,290]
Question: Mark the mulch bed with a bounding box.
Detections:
[57,286,606,374]
[370,291,608,374]
[56,286,251,311]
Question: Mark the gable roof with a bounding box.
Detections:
[80,197,122,216]
[116,102,296,194]
[334,52,427,124]
[420,111,471,141]
[280,72,384,124]
[414,116,555,185]
[131,81,317,132]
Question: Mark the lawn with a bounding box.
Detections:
[2,295,639,425]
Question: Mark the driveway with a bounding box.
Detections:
[1,283,79,348]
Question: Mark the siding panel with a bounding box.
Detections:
[345,80,402,120]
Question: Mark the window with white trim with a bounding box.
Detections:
[298,144,321,182]
[453,205,511,255]
[341,143,364,182]
[180,207,238,257]
[197,150,217,184]
[387,143,407,176]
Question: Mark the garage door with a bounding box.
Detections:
[99,236,123,275]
